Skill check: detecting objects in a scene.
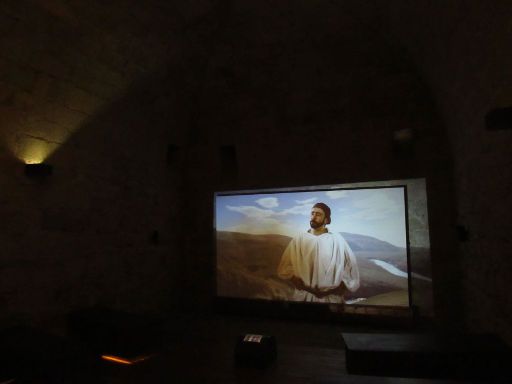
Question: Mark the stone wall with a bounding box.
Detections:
[382,0,512,344]
[2,0,497,339]
[0,0,183,326]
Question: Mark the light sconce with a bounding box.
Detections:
[24,163,53,178]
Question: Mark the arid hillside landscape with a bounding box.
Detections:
[216,231,431,307]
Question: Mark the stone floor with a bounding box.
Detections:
[0,315,491,383]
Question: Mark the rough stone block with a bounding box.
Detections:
[47,104,87,132]
[62,85,104,114]
[3,63,36,91]
[0,11,18,34]
[36,54,73,79]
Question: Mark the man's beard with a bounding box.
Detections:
[310,220,324,229]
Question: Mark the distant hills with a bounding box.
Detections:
[215,230,426,305]
[340,232,404,252]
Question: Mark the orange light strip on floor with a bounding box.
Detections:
[101,354,155,365]
[101,355,134,365]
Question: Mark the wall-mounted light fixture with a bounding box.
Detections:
[24,163,53,178]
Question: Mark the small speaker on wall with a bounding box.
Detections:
[392,128,415,158]
[485,107,512,130]
[220,145,238,182]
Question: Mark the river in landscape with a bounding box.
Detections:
[370,259,432,282]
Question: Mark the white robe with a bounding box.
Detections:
[277,231,360,303]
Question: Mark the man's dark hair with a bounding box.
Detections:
[313,202,331,224]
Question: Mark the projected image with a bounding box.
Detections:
[215,182,431,308]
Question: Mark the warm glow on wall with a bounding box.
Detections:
[1,65,129,166]
[11,135,64,165]
[20,142,51,164]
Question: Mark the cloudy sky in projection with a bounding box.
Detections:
[215,187,407,248]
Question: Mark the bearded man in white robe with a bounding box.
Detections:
[277,202,360,303]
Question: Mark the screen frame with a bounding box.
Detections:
[213,183,414,319]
